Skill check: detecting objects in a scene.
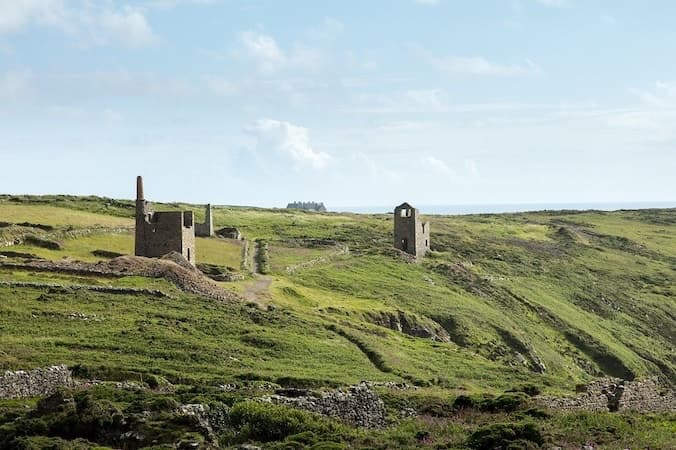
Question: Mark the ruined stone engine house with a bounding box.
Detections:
[393,202,430,258]
[135,176,197,265]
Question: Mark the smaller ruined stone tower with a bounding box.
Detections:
[134,176,196,265]
[393,202,430,258]
[195,204,214,237]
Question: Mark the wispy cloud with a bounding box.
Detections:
[238,30,324,73]
[423,156,454,176]
[0,0,63,33]
[428,54,541,77]
[245,119,332,170]
[632,80,676,107]
[414,0,440,6]
[0,0,157,47]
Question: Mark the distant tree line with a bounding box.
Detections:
[286,201,327,212]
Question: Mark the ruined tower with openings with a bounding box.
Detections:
[135,176,196,265]
[195,204,214,237]
[393,202,430,258]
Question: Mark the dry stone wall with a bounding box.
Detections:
[264,382,386,428]
[0,365,74,399]
[536,377,676,413]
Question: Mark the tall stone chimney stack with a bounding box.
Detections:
[136,175,144,201]
[135,176,149,256]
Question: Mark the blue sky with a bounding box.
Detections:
[1,0,674,208]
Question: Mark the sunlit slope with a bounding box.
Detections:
[0,195,673,392]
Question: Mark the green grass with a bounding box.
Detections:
[0,196,675,448]
[1,197,674,391]
[0,203,132,228]
[196,237,243,269]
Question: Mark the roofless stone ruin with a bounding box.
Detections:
[393,202,430,258]
[134,176,200,265]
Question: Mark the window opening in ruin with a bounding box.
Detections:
[187,248,191,261]
[401,238,408,251]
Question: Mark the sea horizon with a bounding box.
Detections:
[330,201,676,215]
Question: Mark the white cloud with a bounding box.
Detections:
[237,30,325,73]
[238,31,286,72]
[414,0,440,5]
[352,89,450,113]
[428,54,541,77]
[633,80,676,107]
[0,1,157,47]
[404,89,448,110]
[423,156,453,176]
[0,0,64,33]
[0,67,35,99]
[245,119,332,169]
[93,7,157,47]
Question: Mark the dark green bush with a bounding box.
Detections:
[507,384,542,397]
[418,397,454,417]
[228,401,336,443]
[467,422,544,450]
[480,393,529,413]
[452,395,477,410]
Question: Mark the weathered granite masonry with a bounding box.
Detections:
[536,377,676,413]
[264,382,387,428]
[135,176,196,265]
[393,202,430,258]
[195,204,214,237]
[0,365,74,399]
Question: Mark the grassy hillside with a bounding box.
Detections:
[0,195,674,448]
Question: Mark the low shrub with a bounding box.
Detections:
[507,384,542,397]
[453,392,529,413]
[227,401,338,443]
[480,393,530,413]
[467,422,544,450]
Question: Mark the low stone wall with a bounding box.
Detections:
[264,382,386,428]
[536,377,676,413]
[618,377,676,413]
[0,365,74,399]
[0,281,169,298]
